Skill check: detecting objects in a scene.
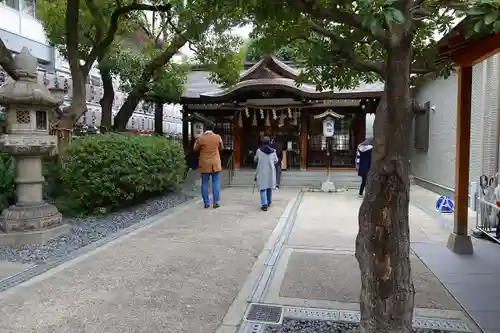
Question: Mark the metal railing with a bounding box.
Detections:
[475,194,500,243]
[225,150,236,187]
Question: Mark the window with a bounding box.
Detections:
[414,101,430,151]
[22,0,35,16]
[1,0,19,10]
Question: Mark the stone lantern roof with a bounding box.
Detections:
[0,47,60,108]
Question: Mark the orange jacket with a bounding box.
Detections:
[193,131,223,173]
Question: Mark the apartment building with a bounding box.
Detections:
[0,0,183,134]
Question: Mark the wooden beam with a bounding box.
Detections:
[234,114,241,169]
[454,32,500,66]
[300,112,308,170]
[182,108,189,153]
[453,65,473,236]
[357,111,366,146]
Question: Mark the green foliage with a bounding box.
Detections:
[198,35,246,87]
[60,134,186,215]
[37,0,140,60]
[243,0,464,90]
[245,38,296,62]
[467,0,500,35]
[108,48,189,103]
[0,153,15,212]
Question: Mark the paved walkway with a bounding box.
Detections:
[1,185,499,333]
[220,186,500,333]
[0,188,297,333]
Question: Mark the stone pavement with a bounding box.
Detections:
[0,188,297,333]
[220,187,498,333]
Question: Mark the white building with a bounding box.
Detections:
[0,0,183,134]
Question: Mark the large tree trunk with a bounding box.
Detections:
[99,66,114,132]
[154,102,164,136]
[355,40,415,333]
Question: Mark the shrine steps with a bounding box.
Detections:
[229,169,361,189]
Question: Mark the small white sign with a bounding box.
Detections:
[193,122,204,138]
[287,141,292,150]
[322,117,335,137]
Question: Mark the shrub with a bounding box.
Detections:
[0,153,15,212]
[60,134,186,215]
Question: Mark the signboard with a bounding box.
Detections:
[322,117,335,137]
[192,121,204,138]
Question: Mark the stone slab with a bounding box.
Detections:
[0,223,70,245]
[279,251,462,311]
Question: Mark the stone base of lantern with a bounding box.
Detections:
[0,202,69,245]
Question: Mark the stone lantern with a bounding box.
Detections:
[0,47,68,244]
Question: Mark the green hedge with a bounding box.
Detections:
[60,134,186,215]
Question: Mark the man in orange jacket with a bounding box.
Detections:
[193,126,224,208]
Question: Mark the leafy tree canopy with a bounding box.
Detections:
[241,0,500,91]
[245,38,296,62]
[37,0,141,63]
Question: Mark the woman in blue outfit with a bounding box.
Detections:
[254,136,278,211]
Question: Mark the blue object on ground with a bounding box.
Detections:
[436,195,454,213]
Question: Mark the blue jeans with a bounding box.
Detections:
[201,172,221,205]
[260,188,273,208]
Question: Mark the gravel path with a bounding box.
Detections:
[265,319,450,333]
[0,192,191,264]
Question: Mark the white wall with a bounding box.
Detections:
[0,3,47,45]
[411,72,458,190]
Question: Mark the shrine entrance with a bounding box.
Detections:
[240,109,301,169]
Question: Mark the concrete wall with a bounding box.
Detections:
[410,72,458,195]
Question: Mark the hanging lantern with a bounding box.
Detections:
[245,107,250,118]
[252,110,257,126]
[260,109,264,119]
[264,111,271,127]
[288,108,292,118]
[238,110,243,128]
[272,109,277,120]
[278,111,285,127]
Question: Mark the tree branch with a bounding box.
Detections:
[83,3,172,75]
[0,37,18,80]
[66,0,83,78]
[85,0,104,51]
[308,20,386,78]
[286,0,391,47]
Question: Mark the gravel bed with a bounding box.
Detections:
[0,192,192,264]
[265,319,450,333]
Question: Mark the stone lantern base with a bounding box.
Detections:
[0,202,69,245]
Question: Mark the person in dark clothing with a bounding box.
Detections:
[270,137,283,189]
[355,138,373,198]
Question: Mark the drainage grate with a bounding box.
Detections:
[284,307,473,332]
[246,304,284,324]
[241,322,265,333]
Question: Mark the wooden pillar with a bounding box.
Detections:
[234,113,241,169]
[448,65,474,254]
[357,111,366,145]
[300,111,308,170]
[182,108,189,153]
